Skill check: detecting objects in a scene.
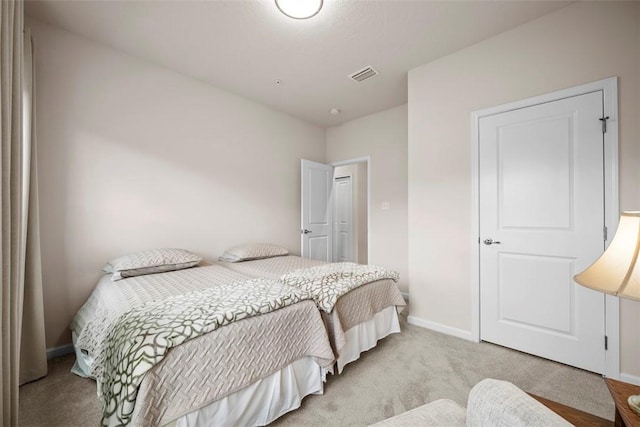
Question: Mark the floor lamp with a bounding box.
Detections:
[574,211,640,416]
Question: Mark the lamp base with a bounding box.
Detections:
[629,394,640,416]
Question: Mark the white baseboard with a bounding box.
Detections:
[407,315,477,342]
[46,343,73,360]
[620,372,640,386]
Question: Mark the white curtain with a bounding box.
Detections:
[1,1,47,424]
[19,28,46,387]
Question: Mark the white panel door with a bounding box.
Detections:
[301,159,333,261]
[479,91,606,373]
[333,176,353,262]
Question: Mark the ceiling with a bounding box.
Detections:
[25,0,571,128]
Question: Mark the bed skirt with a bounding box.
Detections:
[336,306,401,374]
[166,357,325,427]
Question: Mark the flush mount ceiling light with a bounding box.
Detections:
[275,0,323,19]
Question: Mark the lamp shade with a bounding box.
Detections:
[574,212,640,301]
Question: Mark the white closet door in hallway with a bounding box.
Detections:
[333,175,354,262]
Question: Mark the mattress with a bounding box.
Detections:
[218,256,406,364]
[71,264,334,426]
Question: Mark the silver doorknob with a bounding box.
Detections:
[483,238,501,245]
[301,229,312,234]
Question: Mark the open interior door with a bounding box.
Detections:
[301,159,333,261]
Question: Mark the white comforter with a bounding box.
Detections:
[71,265,334,426]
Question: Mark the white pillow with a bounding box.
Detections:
[219,243,288,263]
[103,248,202,281]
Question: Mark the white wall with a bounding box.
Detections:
[28,19,326,348]
[408,1,640,377]
[327,104,408,292]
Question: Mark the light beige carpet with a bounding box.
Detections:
[19,313,614,426]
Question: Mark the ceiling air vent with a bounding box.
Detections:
[349,66,378,83]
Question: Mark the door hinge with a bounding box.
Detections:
[599,116,610,133]
[604,226,608,241]
[604,335,608,350]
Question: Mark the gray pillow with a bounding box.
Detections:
[103,248,202,281]
[219,243,288,263]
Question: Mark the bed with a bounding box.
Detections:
[71,256,335,427]
[217,254,406,373]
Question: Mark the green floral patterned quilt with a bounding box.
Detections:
[279,262,399,313]
[98,278,310,426]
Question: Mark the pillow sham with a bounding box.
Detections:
[103,248,202,281]
[218,243,288,263]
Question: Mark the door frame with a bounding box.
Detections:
[331,156,371,264]
[470,77,620,379]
